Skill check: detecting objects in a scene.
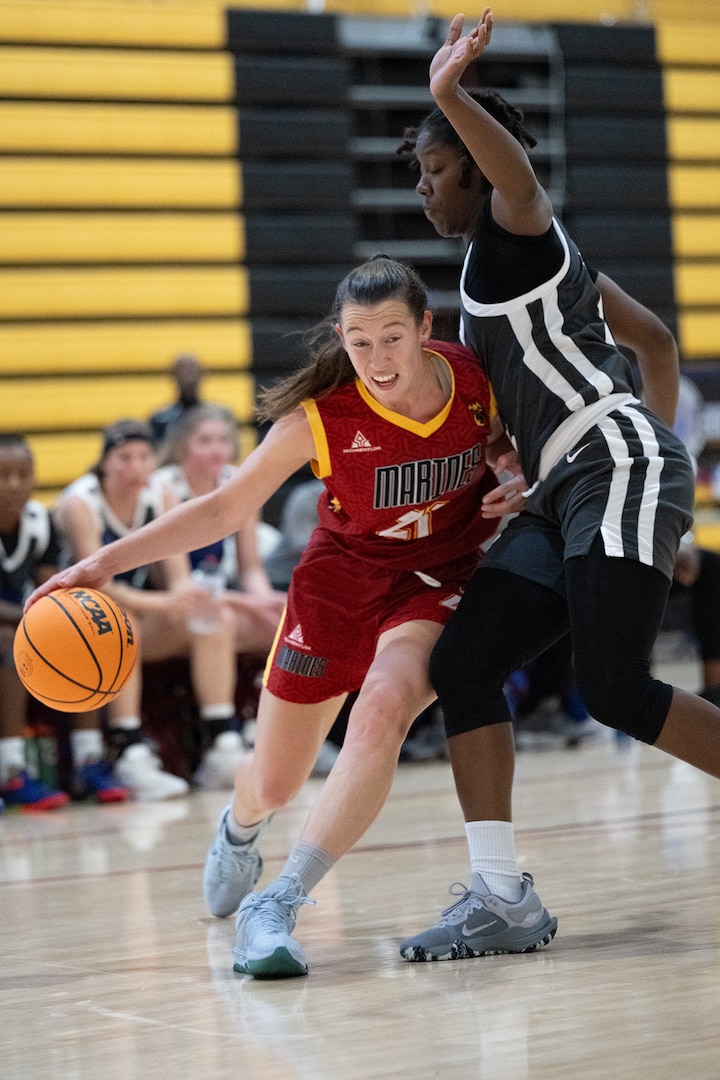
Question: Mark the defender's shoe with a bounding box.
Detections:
[233,875,316,979]
[400,872,557,961]
[203,804,268,917]
[114,743,189,802]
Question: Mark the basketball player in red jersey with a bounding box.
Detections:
[28,256,536,977]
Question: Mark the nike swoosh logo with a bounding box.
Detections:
[461,919,500,938]
[566,443,590,464]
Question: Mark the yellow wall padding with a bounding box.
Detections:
[0,320,252,375]
[0,46,234,102]
[27,431,125,485]
[677,311,720,358]
[668,166,720,210]
[663,70,720,113]
[671,215,720,258]
[3,372,255,430]
[0,212,245,264]
[0,2,228,49]
[0,102,238,155]
[666,118,720,162]
[0,158,243,208]
[656,20,720,64]
[0,267,249,319]
[674,262,720,307]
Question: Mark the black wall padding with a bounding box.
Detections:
[249,265,353,317]
[234,56,350,106]
[241,162,354,210]
[573,216,674,262]
[245,214,356,262]
[566,165,669,211]
[237,109,351,160]
[564,67,665,116]
[554,21,674,333]
[552,23,656,62]
[226,9,340,54]
[252,318,317,372]
[565,117,668,161]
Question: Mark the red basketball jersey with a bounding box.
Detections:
[301,340,498,570]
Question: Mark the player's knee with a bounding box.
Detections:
[252,769,300,812]
[578,672,670,745]
[349,677,421,750]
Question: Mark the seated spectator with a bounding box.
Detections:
[264,478,325,591]
[671,539,720,707]
[0,433,128,810]
[154,404,286,656]
[53,420,245,798]
[155,407,339,777]
[149,353,204,444]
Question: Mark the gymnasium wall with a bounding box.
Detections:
[2,0,720,515]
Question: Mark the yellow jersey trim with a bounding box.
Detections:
[301,397,331,478]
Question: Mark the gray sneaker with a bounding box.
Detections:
[202,804,267,918]
[233,874,316,979]
[400,872,557,961]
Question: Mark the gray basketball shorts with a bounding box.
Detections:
[482,401,695,590]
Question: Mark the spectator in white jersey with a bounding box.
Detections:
[54,420,245,799]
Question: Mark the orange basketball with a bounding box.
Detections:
[14,588,138,712]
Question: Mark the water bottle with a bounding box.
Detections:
[186,560,225,635]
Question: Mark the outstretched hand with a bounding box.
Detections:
[429,10,493,99]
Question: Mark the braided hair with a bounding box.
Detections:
[397,89,536,189]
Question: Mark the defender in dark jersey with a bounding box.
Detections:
[27,257,532,976]
[396,10,720,963]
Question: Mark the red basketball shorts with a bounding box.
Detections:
[264,529,480,704]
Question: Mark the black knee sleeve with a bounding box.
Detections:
[430,567,569,739]
[578,670,673,744]
[430,631,510,738]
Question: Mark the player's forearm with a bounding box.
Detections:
[90,491,237,582]
[633,340,679,429]
[433,85,539,207]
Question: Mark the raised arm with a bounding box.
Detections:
[28,409,315,606]
[428,10,552,235]
[596,271,679,429]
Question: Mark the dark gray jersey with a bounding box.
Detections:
[459,207,637,485]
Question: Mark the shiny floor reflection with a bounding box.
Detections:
[2,658,719,1079]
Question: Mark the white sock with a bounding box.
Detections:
[0,736,26,782]
[109,716,141,730]
[200,704,235,721]
[70,728,104,766]
[465,820,523,901]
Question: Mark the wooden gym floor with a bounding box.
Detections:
[1,647,719,1080]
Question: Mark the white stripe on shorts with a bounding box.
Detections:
[597,408,662,565]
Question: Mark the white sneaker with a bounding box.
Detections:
[194,730,249,791]
[114,743,189,802]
